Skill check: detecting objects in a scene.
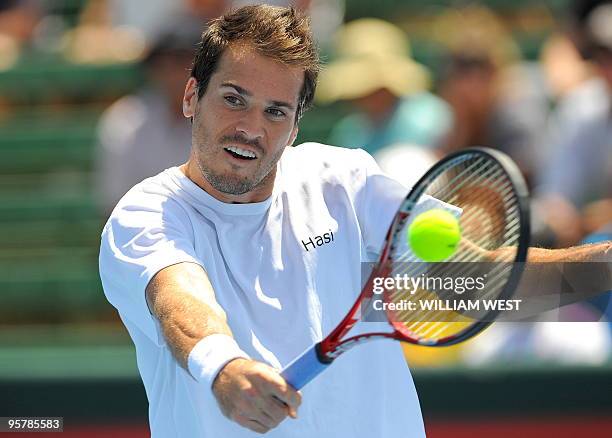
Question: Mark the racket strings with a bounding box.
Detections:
[394,248,517,332]
[383,154,523,343]
[395,158,517,263]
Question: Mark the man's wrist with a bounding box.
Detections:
[188,334,250,388]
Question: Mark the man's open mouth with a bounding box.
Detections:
[224,146,257,160]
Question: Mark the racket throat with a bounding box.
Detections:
[316,342,335,363]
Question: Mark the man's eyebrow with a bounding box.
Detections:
[220,82,295,111]
[270,100,295,111]
[221,82,251,96]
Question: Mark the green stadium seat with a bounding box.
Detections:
[0,219,101,249]
[0,247,104,322]
[0,58,142,104]
[0,109,100,173]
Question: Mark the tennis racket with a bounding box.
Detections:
[281,147,530,389]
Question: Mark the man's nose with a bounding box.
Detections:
[235,108,265,143]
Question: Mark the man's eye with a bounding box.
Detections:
[224,96,242,106]
[267,108,286,118]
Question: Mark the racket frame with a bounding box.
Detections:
[281,147,530,389]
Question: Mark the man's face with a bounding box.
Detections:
[183,43,302,200]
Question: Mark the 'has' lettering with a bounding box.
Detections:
[302,230,334,251]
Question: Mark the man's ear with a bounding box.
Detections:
[183,77,199,119]
[288,124,299,147]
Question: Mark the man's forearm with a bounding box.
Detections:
[145,262,233,370]
[526,242,612,263]
[144,263,299,433]
[150,287,233,369]
[516,242,612,304]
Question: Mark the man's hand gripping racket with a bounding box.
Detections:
[281,147,530,389]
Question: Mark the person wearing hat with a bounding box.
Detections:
[319,18,452,157]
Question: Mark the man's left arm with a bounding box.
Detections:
[497,242,612,304]
[525,241,612,263]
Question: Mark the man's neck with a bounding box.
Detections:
[179,160,275,204]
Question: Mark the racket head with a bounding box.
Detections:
[282,148,530,389]
[379,147,530,346]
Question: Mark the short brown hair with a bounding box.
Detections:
[191,5,320,121]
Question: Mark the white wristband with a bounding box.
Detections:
[187,334,250,388]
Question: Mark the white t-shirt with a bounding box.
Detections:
[99,143,426,438]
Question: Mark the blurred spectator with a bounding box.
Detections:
[540,33,594,100]
[533,34,605,247]
[462,1,612,368]
[63,0,146,64]
[318,18,452,156]
[535,0,612,247]
[0,0,42,69]
[65,0,230,65]
[435,5,549,184]
[95,22,201,213]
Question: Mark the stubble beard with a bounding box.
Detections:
[195,143,284,196]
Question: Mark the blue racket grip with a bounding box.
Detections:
[280,343,331,390]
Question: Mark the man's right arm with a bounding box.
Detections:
[145,262,301,434]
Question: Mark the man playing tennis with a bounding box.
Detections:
[99,5,612,437]
[100,5,426,436]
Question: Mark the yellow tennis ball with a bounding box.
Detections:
[407,209,461,262]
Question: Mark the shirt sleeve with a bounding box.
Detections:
[354,149,408,259]
[99,195,202,344]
